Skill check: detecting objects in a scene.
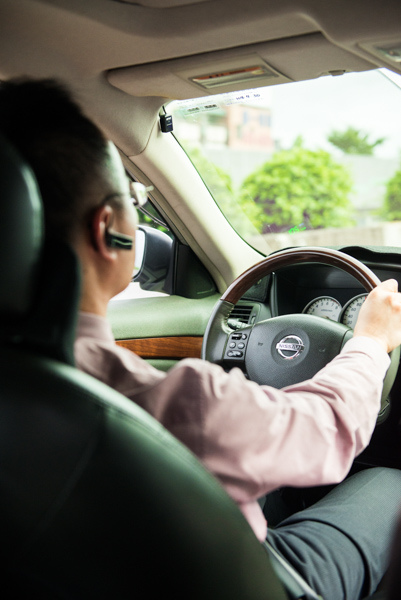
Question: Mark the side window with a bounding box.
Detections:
[111,177,172,301]
[111,174,217,302]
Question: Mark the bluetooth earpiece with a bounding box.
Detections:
[105,230,134,250]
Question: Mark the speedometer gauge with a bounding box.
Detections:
[302,296,342,321]
[340,294,368,329]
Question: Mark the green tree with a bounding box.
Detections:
[328,126,385,155]
[240,145,355,233]
[382,166,401,221]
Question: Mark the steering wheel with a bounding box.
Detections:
[202,247,399,422]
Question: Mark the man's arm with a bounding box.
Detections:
[195,281,401,502]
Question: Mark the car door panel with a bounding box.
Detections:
[108,293,220,370]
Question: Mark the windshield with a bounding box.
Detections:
[169,68,401,254]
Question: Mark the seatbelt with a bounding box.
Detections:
[263,541,323,600]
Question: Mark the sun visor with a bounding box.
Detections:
[108,52,291,100]
[107,34,374,100]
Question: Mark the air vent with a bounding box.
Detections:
[227,304,254,329]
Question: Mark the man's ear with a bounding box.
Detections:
[90,204,118,261]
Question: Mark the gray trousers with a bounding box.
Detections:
[265,467,401,600]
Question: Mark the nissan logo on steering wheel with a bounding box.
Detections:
[276,335,305,360]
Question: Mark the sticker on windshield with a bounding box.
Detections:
[174,88,271,117]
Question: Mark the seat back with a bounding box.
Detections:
[0,134,288,598]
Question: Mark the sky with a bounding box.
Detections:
[258,68,401,159]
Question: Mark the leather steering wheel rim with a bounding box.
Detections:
[202,247,399,422]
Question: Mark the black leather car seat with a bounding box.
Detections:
[0,133,290,598]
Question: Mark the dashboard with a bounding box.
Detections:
[268,247,401,328]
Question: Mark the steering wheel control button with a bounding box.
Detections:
[225,331,249,361]
[276,335,305,360]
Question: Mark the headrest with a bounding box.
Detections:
[0,134,80,365]
[0,133,44,320]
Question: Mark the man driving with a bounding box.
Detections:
[1,77,401,600]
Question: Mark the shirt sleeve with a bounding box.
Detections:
[160,336,390,504]
[75,314,391,511]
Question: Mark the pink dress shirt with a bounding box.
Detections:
[75,311,390,541]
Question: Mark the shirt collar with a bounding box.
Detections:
[76,311,115,343]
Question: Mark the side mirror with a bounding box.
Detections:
[133,225,173,292]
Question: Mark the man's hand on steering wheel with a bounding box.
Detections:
[354,279,401,353]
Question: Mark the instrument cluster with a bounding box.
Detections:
[302,293,368,329]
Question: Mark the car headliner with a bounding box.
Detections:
[1,0,401,155]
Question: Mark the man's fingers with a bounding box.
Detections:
[379,279,398,293]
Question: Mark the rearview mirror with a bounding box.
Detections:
[133,225,173,292]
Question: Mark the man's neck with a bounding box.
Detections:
[80,290,109,318]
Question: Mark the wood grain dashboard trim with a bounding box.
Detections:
[116,336,203,359]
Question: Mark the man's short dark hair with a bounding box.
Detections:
[0,78,110,242]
